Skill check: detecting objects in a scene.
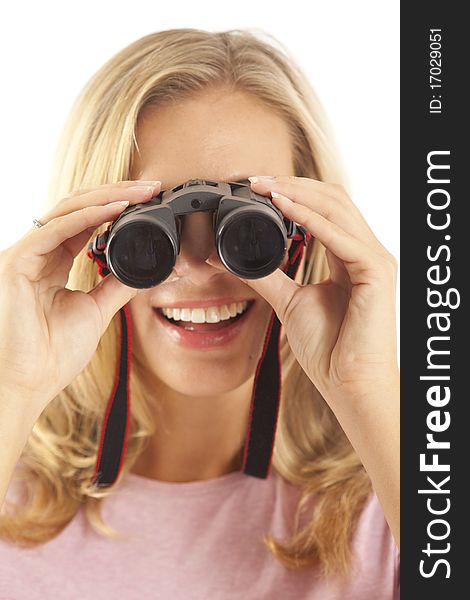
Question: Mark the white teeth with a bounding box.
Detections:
[206,307,221,323]
[160,301,249,324]
[219,305,231,320]
[180,308,191,321]
[191,308,206,323]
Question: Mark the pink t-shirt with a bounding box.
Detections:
[0,468,399,599]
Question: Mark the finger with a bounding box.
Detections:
[88,273,140,332]
[18,201,131,258]
[61,224,107,262]
[63,179,161,199]
[270,192,388,285]
[39,181,161,225]
[57,184,161,258]
[249,175,380,248]
[205,246,300,320]
[240,268,299,324]
[325,248,351,293]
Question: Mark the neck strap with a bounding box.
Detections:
[87,232,309,487]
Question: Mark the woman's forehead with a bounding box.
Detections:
[131,90,295,188]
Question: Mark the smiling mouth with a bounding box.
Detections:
[154,300,255,332]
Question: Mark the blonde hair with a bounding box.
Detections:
[0,28,371,575]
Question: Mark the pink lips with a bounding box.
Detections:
[153,301,255,350]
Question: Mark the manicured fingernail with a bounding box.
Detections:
[271,191,292,202]
[134,180,161,187]
[248,176,276,184]
[129,185,155,192]
[105,200,130,208]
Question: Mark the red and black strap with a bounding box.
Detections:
[91,305,132,487]
[87,232,132,487]
[87,228,310,487]
[241,231,309,478]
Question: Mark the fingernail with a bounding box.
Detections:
[248,176,276,184]
[271,191,292,202]
[129,185,155,192]
[134,180,161,187]
[105,200,130,208]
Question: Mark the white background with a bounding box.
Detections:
[0,0,399,264]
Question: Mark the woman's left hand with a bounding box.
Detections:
[245,175,399,409]
[245,176,400,547]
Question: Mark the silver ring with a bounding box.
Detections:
[32,218,43,229]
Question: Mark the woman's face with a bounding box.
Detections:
[129,88,296,397]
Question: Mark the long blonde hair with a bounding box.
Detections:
[0,28,371,576]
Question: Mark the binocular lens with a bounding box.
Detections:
[218,214,286,278]
[108,222,175,288]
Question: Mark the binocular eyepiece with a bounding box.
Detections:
[88,179,305,289]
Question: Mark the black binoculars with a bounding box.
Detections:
[88,179,305,289]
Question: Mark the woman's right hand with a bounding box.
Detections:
[0,180,161,417]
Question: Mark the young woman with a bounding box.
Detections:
[0,29,399,598]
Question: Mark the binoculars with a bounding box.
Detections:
[88,179,305,289]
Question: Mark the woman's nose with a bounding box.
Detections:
[172,212,224,284]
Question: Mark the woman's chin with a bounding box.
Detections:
[144,364,255,398]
